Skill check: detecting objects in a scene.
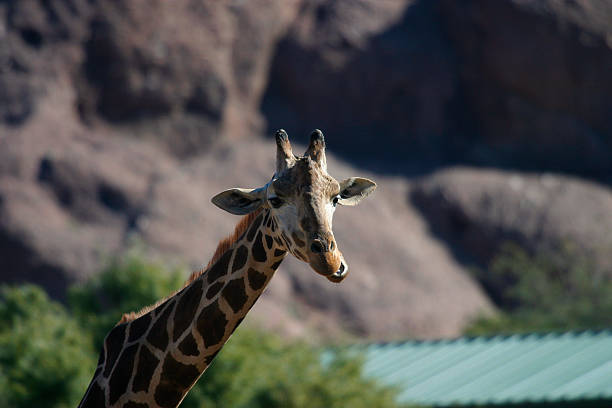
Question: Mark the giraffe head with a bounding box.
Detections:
[212,129,376,283]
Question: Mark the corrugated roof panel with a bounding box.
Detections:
[549,360,612,398]
[440,334,571,403]
[364,342,436,377]
[380,340,487,385]
[357,331,612,406]
[416,336,542,402]
[463,333,603,404]
[491,334,612,402]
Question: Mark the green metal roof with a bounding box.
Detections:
[356,331,612,406]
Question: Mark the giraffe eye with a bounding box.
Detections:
[332,195,340,207]
[269,196,283,208]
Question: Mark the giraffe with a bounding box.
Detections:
[77,129,376,408]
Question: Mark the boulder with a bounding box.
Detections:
[262,0,461,165]
[0,87,173,298]
[1,0,303,155]
[411,167,612,274]
[264,0,612,177]
[439,0,612,177]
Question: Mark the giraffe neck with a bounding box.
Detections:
[79,209,288,408]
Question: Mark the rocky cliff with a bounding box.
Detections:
[1,0,611,340]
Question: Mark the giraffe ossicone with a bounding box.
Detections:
[78,129,376,408]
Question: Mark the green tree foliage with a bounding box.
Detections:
[0,254,406,408]
[467,243,612,335]
[68,254,185,346]
[0,285,95,408]
[184,330,402,408]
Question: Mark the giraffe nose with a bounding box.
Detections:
[310,237,336,253]
[310,240,325,253]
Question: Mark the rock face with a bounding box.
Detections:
[4,0,611,172]
[439,0,612,177]
[2,0,302,154]
[2,0,611,340]
[263,0,612,177]
[262,0,461,166]
[0,88,169,299]
[0,91,493,338]
[411,167,612,274]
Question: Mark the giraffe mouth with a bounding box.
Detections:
[327,261,348,283]
[307,250,348,282]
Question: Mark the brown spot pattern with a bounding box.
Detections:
[273,236,284,247]
[123,402,148,408]
[206,281,224,299]
[252,231,267,262]
[222,278,248,313]
[232,245,248,272]
[146,300,174,351]
[274,249,286,257]
[207,249,233,283]
[265,234,273,249]
[204,350,220,365]
[154,354,200,408]
[281,231,290,242]
[247,268,267,291]
[281,232,291,248]
[246,213,263,241]
[178,332,199,356]
[271,260,282,270]
[128,313,152,342]
[154,385,182,408]
[153,298,171,317]
[132,345,159,393]
[79,382,105,408]
[103,323,127,378]
[173,280,203,342]
[163,354,200,389]
[196,300,228,347]
[109,343,139,405]
[292,231,306,247]
[294,249,307,261]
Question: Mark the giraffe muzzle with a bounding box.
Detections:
[327,259,348,283]
[308,250,349,283]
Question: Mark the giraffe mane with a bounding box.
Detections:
[186,208,262,285]
[118,208,263,324]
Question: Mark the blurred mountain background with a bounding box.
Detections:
[1,0,612,342]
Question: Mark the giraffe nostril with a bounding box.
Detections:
[311,240,325,253]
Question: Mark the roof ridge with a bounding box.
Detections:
[358,328,612,348]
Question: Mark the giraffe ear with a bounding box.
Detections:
[211,188,264,215]
[338,177,377,206]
